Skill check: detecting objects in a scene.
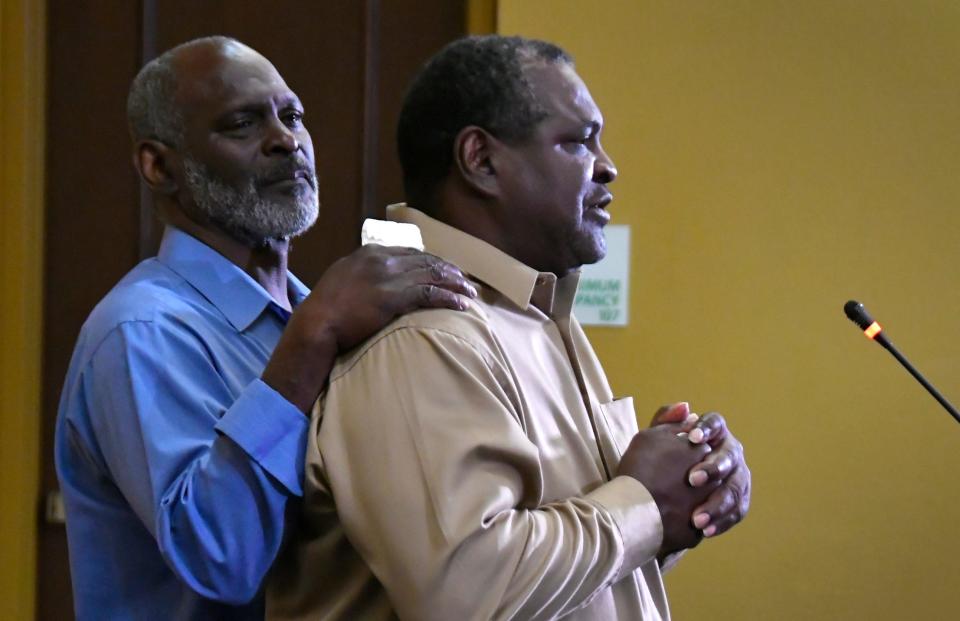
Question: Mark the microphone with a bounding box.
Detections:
[844,300,960,424]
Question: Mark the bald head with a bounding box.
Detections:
[126,36,268,147]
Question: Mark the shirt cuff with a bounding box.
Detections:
[586,475,663,580]
[214,378,308,496]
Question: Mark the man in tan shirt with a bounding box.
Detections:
[268,35,750,620]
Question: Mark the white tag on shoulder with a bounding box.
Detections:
[360,218,424,251]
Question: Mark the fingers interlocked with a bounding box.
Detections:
[682,411,750,539]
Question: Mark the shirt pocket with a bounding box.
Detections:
[595,397,640,474]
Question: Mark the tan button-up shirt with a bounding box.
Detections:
[267,205,670,620]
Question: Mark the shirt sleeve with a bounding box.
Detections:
[316,323,662,620]
[80,318,307,604]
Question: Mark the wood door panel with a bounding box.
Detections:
[40,1,142,618]
[374,0,466,211]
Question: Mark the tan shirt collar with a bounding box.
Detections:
[387,203,580,317]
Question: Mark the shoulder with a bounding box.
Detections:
[330,303,500,382]
[392,302,494,344]
[76,259,208,358]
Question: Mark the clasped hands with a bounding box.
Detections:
[617,402,751,557]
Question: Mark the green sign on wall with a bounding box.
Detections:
[574,225,630,326]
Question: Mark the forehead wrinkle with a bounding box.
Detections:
[178,72,297,129]
[527,63,602,129]
[220,95,303,124]
[172,41,289,110]
[562,69,602,127]
[207,68,289,106]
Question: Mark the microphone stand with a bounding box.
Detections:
[845,300,960,425]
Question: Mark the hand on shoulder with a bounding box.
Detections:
[263,244,477,412]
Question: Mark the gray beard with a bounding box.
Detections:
[183,157,319,247]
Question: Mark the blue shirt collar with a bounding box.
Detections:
[157,226,310,332]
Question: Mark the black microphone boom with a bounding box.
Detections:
[844,300,960,424]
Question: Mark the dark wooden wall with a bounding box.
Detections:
[39,2,467,618]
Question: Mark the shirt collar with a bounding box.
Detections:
[157,226,310,331]
[386,204,581,317]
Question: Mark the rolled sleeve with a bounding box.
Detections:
[83,320,304,602]
[215,379,308,496]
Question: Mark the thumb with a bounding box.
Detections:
[649,401,690,426]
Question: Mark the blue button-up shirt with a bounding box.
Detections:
[55,226,310,620]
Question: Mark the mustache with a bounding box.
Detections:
[257,157,317,189]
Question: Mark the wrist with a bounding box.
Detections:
[262,320,339,414]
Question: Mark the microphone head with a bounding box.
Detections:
[844,300,874,330]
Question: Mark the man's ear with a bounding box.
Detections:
[453,126,500,198]
[133,139,179,195]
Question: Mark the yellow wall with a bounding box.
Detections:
[501,1,960,618]
[0,0,45,618]
[466,0,497,35]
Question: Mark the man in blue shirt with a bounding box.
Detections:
[54,36,476,620]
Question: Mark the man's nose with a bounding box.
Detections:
[594,146,618,184]
[263,118,299,155]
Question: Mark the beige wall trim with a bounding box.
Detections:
[0,0,46,618]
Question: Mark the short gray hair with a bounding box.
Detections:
[126,35,239,147]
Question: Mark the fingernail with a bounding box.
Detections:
[683,413,699,427]
[468,284,478,297]
[672,401,690,416]
[703,525,717,537]
[693,512,710,529]
[688,427,705,444]
[459,297,472,310]
[688,470,708,487]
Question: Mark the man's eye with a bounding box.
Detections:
[228,119,254,131]
[284,112,304,127]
